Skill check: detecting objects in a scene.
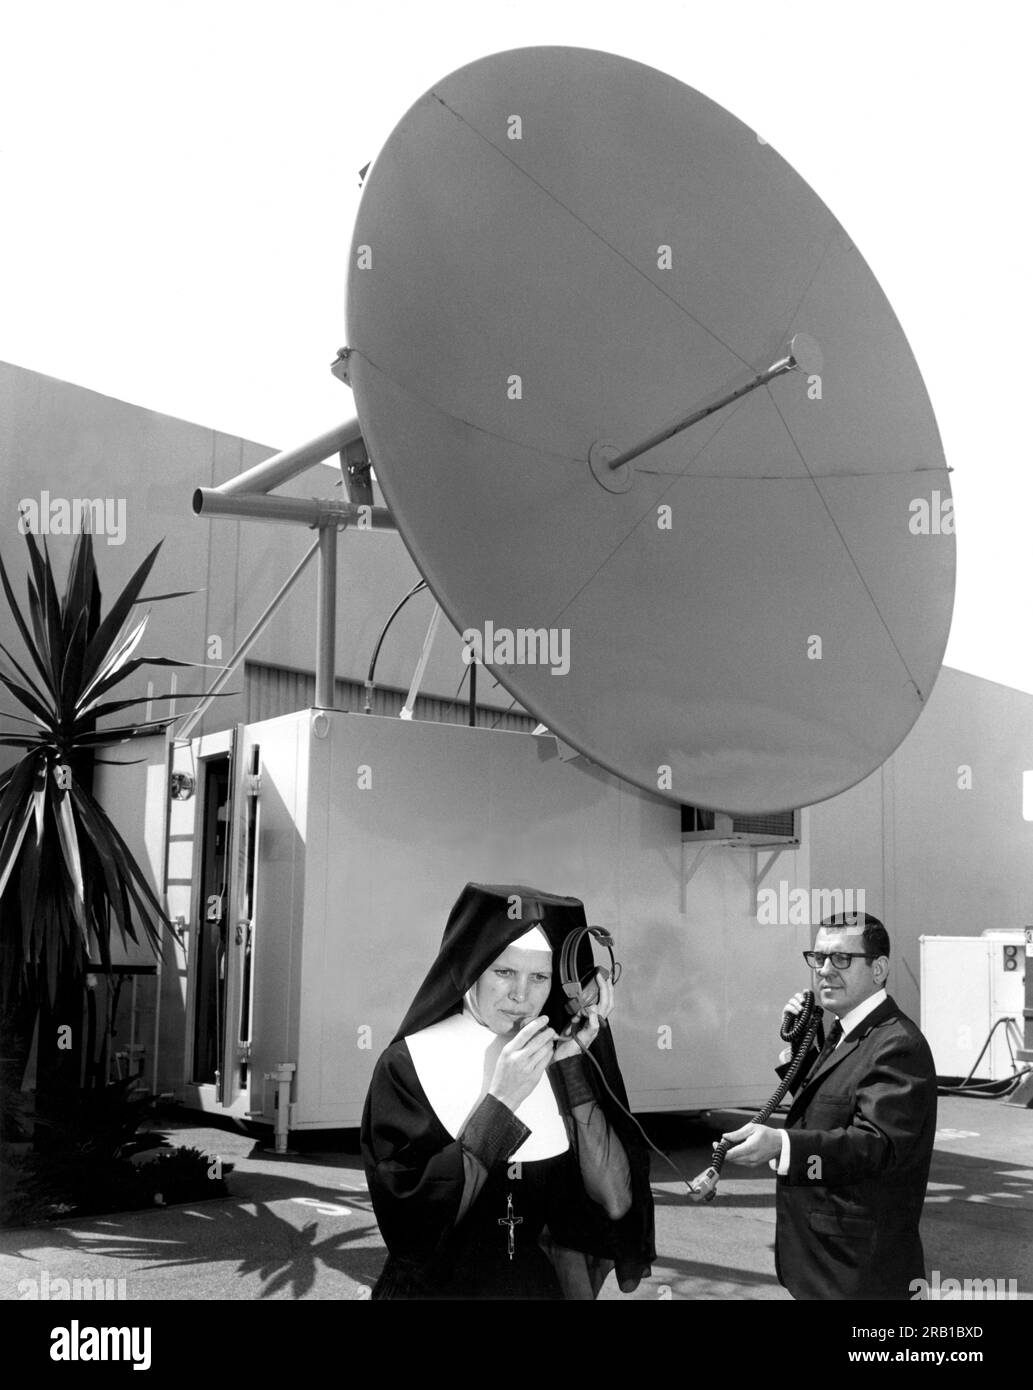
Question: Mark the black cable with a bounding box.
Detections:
[570,1028,699,1194]
[561,981,823,1201]
[937,1017,1020,1097]
[364,580,427,711]
[557,936,695,1188]
[684,991,823,1203]
[938,1069,1031,1099]
[560,951,822,1203]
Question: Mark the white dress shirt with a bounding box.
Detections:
[773,989,888,1173]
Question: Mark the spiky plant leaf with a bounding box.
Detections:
[79,542,163,691]
[0,638,54,715]
[0,547,56,696]
[0,532,184,1010]
[75,655,191,715]
[0,670,56,728]
[0,798,35,902]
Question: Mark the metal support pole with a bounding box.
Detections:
[193,488,395,530]
[265,1062,296,1153]
[190,421,397,731]
[216,419,364,497]
[399,604,443,720]
[176,539,321,741]
[316,525,338,709]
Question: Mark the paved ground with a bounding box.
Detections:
[2,1094,1030,1301]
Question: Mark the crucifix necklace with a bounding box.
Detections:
[498,1191,523,1260]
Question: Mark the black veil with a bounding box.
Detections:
[394,882,593,1040]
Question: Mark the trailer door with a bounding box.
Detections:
[218,725,259,1106]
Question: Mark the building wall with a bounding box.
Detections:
[809,666,1033,1021]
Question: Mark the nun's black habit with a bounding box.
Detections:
[360,883,656,1299]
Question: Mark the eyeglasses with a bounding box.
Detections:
[803,951,871,970]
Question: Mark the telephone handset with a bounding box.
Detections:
[780,988,818,1044]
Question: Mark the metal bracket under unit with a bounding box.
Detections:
[680,841,716,914]
[679,808,800,916]
[749,846,792,916]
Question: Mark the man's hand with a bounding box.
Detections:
[783,990,810,1020]
[779,991,810,1064]
[721,1122,783,1166]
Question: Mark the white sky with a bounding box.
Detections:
[1,0,1030,691]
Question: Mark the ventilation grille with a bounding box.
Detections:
[681,805,800,843]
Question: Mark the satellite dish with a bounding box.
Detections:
[345,46,954,814]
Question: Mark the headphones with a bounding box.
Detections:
[559,926,622,1019]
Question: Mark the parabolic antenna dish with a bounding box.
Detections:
[345,47,954,814]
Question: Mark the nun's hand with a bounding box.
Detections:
[552,971,613,1061]
[488,1016,558,1112]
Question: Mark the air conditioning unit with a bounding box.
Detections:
[920,932,1026,1081]
[680,805,801,847]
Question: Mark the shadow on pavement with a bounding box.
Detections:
[4,1173,385,1299]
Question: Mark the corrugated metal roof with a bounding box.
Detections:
[244,660,536,732]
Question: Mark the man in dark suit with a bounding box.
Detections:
[722,912,937,1300]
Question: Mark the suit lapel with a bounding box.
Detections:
[793,996,899,1101]
[804,1030,861,1088]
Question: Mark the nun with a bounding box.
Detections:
[360,883,655,1299]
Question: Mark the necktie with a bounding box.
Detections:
[811,1019,843,1077]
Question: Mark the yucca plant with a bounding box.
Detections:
[0,529,192,1100]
